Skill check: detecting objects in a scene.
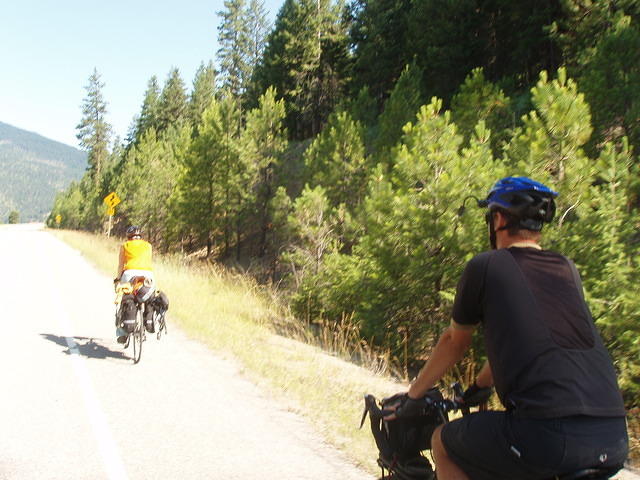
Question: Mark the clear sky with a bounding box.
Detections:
[0,0,283,148]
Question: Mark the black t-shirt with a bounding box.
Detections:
[452,246,626,418]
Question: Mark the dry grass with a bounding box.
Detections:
[51,229,402,473]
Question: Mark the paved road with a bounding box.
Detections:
[0,225,372,480]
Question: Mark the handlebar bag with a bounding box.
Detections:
[364,388,446,463]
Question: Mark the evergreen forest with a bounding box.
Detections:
[49,0,640,407]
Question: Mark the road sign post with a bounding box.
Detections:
[103,192,121,237]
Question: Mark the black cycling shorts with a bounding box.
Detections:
[440,411,628,480]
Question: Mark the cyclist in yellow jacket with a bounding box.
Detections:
[117,225,153,284]
[115,226,155,343]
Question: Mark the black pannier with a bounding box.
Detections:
[118,294,137,333]
[152,290,169,313]
[361,388,446,480]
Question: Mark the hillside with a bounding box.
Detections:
[0,121,86,222]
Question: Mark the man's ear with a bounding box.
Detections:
[493,210,507,230]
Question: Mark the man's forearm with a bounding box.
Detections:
[475,360,494,388]
[408,326,471,399]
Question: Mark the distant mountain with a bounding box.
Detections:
[0,121,86,222]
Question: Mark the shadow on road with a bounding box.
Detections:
[40,333,129,361]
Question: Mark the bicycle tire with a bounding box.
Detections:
[132,307,143,364]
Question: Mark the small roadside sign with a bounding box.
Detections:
[55,214,62,225]
[103,192,121,208]
[103,192,120,237]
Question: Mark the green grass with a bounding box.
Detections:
[52,229,402,472]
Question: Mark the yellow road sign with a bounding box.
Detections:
[107,206,116,216]
[103,192,121,208]
[55,214,62,225]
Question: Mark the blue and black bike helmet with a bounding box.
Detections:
[126,225,142,239]
[479,177,558,232]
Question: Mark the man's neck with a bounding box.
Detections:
[504,240,542,250]
[505,240,542,250]
[495,231,542,250]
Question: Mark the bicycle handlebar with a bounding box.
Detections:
[419,393,467,423]
[360,382,482,429]
[419,382,482,414]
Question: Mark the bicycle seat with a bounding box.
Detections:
[554,464,623,480]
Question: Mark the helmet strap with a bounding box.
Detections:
[487,215,498,250]
[487,210,522,249]
[496,220,518,232]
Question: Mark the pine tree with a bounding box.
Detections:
[215,94,244,257]
[253,0,294,103]
[450,68,513,154]
[374,63,424,163]
[48,183,84,229]
[172,136,217,254]
[241,87,288,256]
[581,17,640,151]
[254,0,348,138]
[349,0,413,104]
[548,0,640,74]
[502,68,595,260]
[578,139,640,402]
[117,126,190,244]
[303,109,367,208]
[157,68,188,133]
[134,76,161,142]
[76,68,112,186]
[217,0,251,98]
[282,185,338,284]
[344,86,379,150]
[257,0,318,137]
[175,94,243,256]
[298,100,501,369]
[190,62,217,130]
[408,0,561,100]
[347,86,378,128]
[246,0,270,75]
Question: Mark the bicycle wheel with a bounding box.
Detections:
[132,307,143,364]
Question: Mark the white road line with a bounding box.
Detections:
[62,333,129,480]
[45,247,129,480]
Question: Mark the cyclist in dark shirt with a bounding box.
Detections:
[391,177,628,480]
